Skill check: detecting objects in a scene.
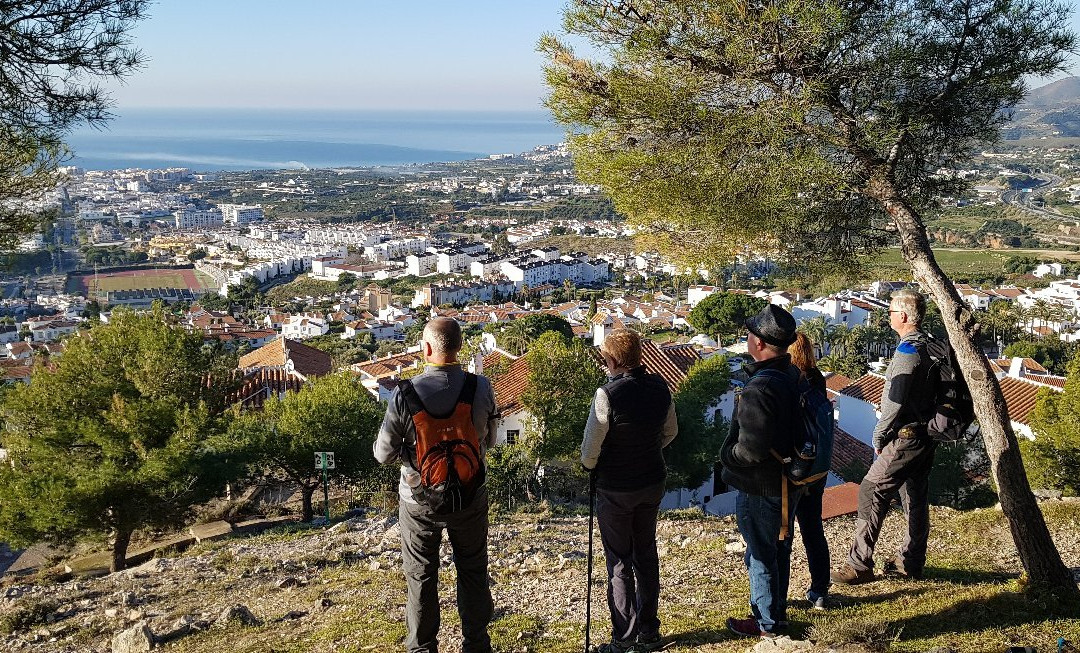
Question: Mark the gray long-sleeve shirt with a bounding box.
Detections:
[873,330,936,451]
[580,386,678,470]
[373,363,498,503]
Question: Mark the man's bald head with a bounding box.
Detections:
[423,317,462,356]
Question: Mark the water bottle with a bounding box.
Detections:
[787,440,816,481]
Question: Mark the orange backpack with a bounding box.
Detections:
[399,373,485,514]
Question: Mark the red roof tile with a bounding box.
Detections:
[230,368,304,409]
[485,351,531,415]
[999,376,1058,426]
[824,372,854,396]
[839,373,886,407]
[238,336,332,378]
[831,426,874,480]
[1023,373,1066,389]
[821,482,861,520]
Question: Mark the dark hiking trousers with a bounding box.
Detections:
[848,436,937,575]
[399,488,493,653]
[795,478,830,600]
[596,481,664,644]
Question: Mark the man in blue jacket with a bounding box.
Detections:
[720,305,803,638]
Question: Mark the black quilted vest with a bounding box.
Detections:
[595,366,672,491]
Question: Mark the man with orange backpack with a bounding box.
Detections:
[374,317,499,653]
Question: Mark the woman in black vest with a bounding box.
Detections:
[581,329,678,653]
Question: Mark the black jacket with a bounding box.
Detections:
[720,354,801,497]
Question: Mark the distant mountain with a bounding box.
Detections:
[1005,77,1080,138]
[1021,77,1080,108]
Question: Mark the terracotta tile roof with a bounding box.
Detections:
[1023,373,1067,389]
[657,343,701,378]
[231,368,303,409]
[352,351,423,379]
[993,357,1049,374]
[1021,358,1048,373]
[824,373,854,396]
[990,287,1026,299]
[7,342,32,357]
[839,373,886,407]
[821,482,861,520]
[999,376,1059,426]
[485,351,531,416]
[830,426,874,480]
[238,336,332,378]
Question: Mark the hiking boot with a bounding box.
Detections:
[830,565,875,585]
[635,632,662,651]
[807,592,832,611]
[884,557,923,579]
[592,640,636,653]
[726,617,779,638]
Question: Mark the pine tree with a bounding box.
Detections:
[0,308,239,571]
[543,0,1078,594]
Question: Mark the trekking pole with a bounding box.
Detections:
[585,470,596,653]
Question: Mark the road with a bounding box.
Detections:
[1000,172,1071,222]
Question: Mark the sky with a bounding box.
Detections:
[105,0,572,111]
[102,0,1080,112]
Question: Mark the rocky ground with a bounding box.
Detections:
[2,500,1080,653]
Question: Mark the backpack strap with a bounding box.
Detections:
[402,371,478,419]
[456,372,478,406]
[397,379,426,417]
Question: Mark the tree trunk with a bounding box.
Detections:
[301,484,316,523]
[873,178,1078,597]
[111,527,132,573]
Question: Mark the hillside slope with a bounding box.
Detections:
[2,500,1079,653]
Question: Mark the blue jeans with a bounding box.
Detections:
[735,490,801,631]
[794,479,830,601]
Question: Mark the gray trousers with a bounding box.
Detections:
[399,488,492,653]
[848,436,936,574]
[596,482,664,644]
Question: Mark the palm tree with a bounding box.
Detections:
[797,315,830,358]
[828,323,852,358]
[1031,299,1053,334]
[850,324,871,360]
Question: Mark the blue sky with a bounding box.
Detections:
[106,1,571,110]
[104,0,1080,111]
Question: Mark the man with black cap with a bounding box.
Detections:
[720,304,804,639]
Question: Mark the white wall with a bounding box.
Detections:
[836,394,879,447]
[494,411,528,446]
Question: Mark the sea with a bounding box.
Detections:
[64,108,567,172]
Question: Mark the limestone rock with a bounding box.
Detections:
[111,621,154,653]
[747,635,813,652]
[216,604,260,627]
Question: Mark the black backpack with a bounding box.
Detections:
[924,338,976,442]
[758,368,835,485]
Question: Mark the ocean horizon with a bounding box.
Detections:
[65,108,567,172]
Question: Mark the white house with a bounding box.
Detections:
[407,252,438,276]
[281,315,329,340]
[1034,262,1064,278]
